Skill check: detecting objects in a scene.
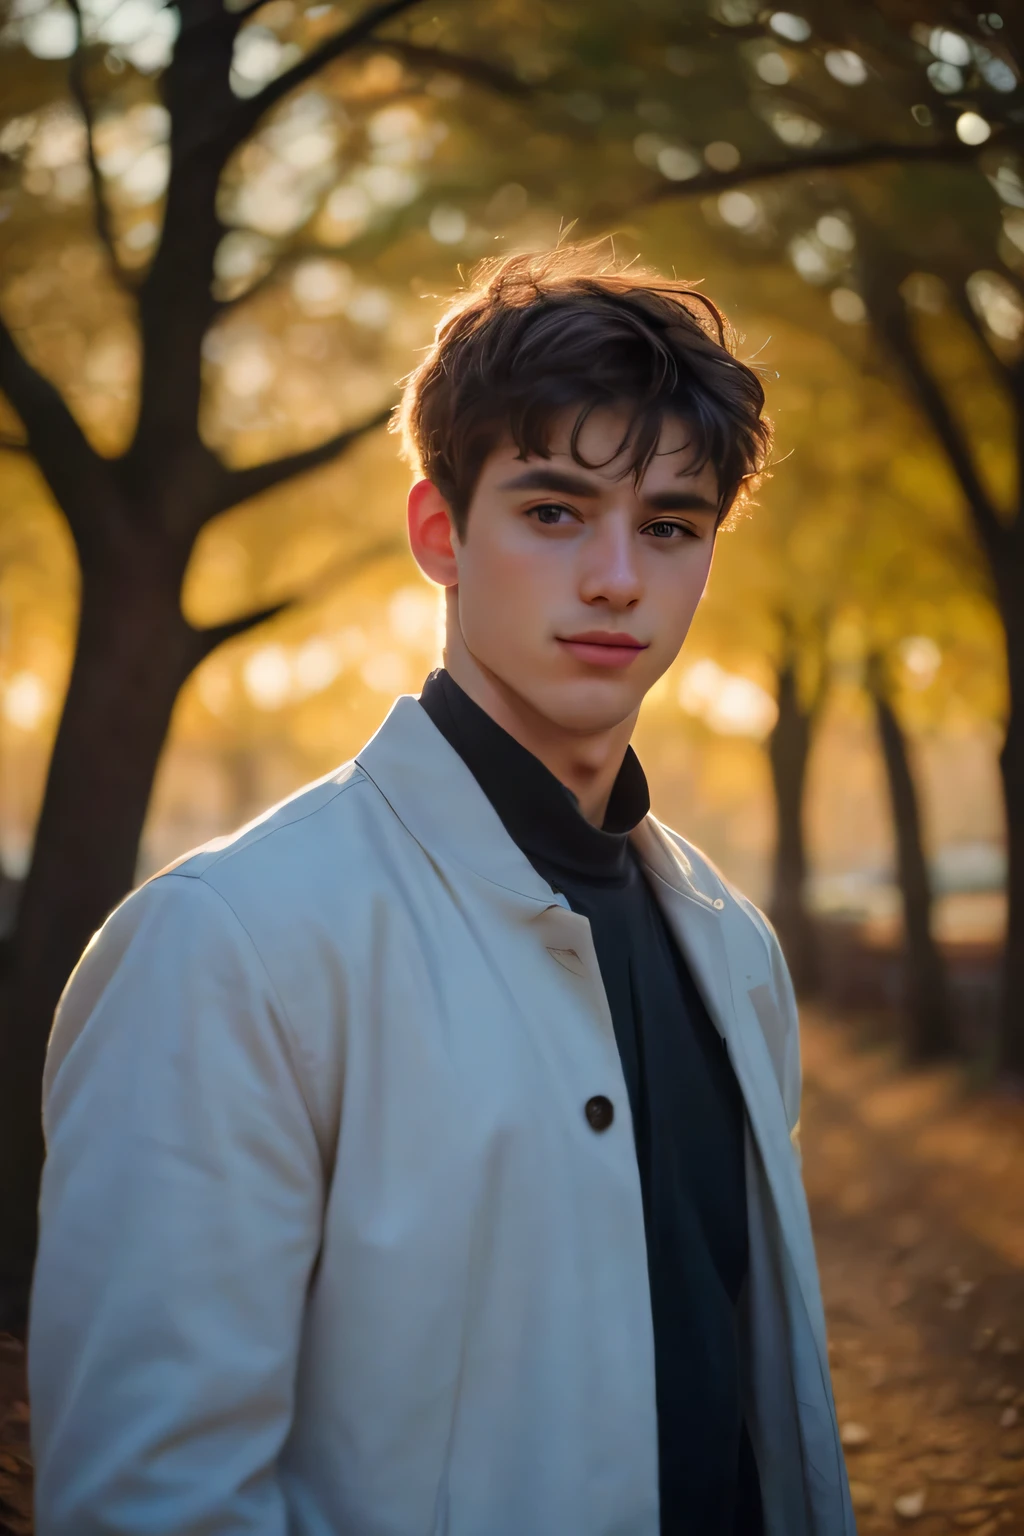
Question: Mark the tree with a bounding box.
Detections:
[766,612,829,996]
[852,218,1024,1076]
[867,650,953,1059]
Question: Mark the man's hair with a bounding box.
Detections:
[395,244,772,538]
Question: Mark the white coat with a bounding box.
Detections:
[29,694,855,1536]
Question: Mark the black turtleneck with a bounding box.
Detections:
[418,668,763,1536]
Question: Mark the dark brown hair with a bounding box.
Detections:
[395,244,773,538]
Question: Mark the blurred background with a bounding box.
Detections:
[2,2,1024,1530]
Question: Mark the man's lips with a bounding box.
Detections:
[560,631,647,648]
[556,632,650,669]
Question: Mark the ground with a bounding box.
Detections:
[800,1009,1024,1534]
[1,1008,1023,1534]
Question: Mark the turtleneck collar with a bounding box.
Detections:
[417,667,650,885]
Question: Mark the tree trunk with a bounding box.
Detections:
[868,665,953,1062]
[767,657,820,996]
[0,543,199,1328]
[998,605,1024,1078]
[856,255,1021,1074]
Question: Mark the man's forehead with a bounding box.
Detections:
[553,405,696,455]
[492,410,713,487]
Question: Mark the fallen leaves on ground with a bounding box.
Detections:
[0,1339,31,1536]
[801,1007,1024,1534]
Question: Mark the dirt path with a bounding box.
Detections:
[800,1009,1024,1535]
[2,1008,1023,1534]
[0,1337,29,1534]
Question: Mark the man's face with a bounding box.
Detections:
[447,405,721,734]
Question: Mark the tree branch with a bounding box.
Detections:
[130,0,243,467]
[190,598,291,660]
[0,315,112,556]
[371,37,531,97]
[211,401,394,513]
[961,264,1024,422]
[189,533,404,661]
[949,282,1018,389]
[644,135,992,205]
[868,284,1008,561]
[233,0,427,138]
[66,0,131,290]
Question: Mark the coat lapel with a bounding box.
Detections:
[632,821,840,1449]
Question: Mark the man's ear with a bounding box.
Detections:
[408,479,459,587]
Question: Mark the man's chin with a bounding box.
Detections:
[517,678,641,737]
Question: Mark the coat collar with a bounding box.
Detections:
[357,694,558,911]
[357,695,725,916]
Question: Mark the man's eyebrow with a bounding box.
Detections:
[497,465,719,514]
[642,490,720,513]
[497,467,601,497]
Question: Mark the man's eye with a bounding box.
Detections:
[528,503,573,525]
[645,520,693,540]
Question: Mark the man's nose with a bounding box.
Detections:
[578,518,643,609]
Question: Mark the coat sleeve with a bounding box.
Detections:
[735,893,803,1163]
[29,872,325,1536]
[768,921,803,1161]
[758,909,803,1162]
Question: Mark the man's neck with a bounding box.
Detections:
[441,632,637,829]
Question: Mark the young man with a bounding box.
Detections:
[29,249,854,1536]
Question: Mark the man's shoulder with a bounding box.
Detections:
[167,759,370,878]
[143,755,402,930]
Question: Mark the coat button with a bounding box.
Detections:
[584,1095,614,1132]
